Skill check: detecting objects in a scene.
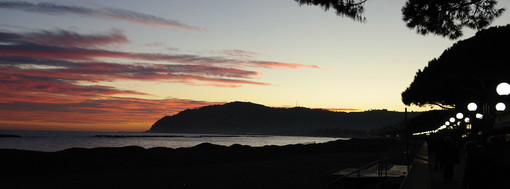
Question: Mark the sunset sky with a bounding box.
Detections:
[1,0,510,132]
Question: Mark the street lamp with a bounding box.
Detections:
[495,102,506,112]
[465,117,472,130]
[467,82,509,115]
[465,82,509,134]
[496,82,510,96]
[456,112,464,119]
[467,102,478,111]
[431,83,509,137]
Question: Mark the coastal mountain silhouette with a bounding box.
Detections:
[149,101,420,136]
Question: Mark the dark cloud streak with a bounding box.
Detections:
[25,29,128,48]
[0,1,205,31]
[0,30,318,69]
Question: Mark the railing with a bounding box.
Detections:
[398,142,430,189]
[326,158,389,186]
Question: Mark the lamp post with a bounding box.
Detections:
[466,82,510,135]
[413,83,509,138]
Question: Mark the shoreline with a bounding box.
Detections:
[0,130,346,152]
[0,138,417,189]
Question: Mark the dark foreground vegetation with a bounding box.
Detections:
[0,138,412,189]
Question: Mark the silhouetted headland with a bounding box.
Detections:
[0,134,21,138]
[94,134,242,138]
[0,138,411,189]
[149,101,421,137]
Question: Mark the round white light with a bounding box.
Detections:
[495,102,506,111]
[476,113,484,119]
[464,117,470,123]
[467,102,478,111]
[449,117,456,122]
[445,121,450,126]
[496,82,510,96]
[456,112,464,119]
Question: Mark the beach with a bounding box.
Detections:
[0,138,415,189]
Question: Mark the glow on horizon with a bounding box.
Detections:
[1,0,509,131]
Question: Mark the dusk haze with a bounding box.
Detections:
[2,1,510,189]
[1,0,508,132]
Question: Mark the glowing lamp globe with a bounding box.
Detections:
[476,113,483,119]
[495,102,506,112]
[496,82,510,96]
[456,113,464,119]
[467,102,478,112]
[464,117,470,123]
[445,121,450,126]
[449,117,456,122]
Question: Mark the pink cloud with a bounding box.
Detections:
[0,44,319,69]
[1,57,266,86]
[223,49,260,58]
[0,72,147,103]
[240,61,321,69]
[0,97,218,131]
[0,28,318,131]
[1,29,320,72]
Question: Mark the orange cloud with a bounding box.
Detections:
[325,108,362,112]
[0,97,218,131]
[0,29,317,131]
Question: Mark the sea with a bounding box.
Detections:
[0,130,343,152]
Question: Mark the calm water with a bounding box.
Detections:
[0,130,343,152]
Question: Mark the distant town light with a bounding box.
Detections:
[495,102,506,112]
[464,117,470,123]
[449,117,456,123]
[456,112,464,119]
[467,102,478,112]
[476,113,484,119]
[496,82,510,96]
[445,121,450,126]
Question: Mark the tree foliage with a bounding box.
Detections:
[408,110,452,132]
[401,25,510,109]
[402,0,505,39]
[294,0,367,22]
[294,0,505,39]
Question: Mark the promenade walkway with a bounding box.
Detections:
[400,141,466,189]
[428,148,466,189]
[402,138,510,189]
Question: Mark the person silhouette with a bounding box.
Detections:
[463,141,481,188]
[441,136,459,182]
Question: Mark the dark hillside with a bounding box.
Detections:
[149,102,421,136]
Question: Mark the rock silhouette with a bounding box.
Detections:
[149,101,420,136]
